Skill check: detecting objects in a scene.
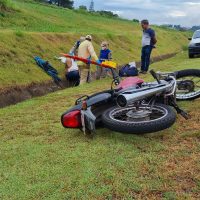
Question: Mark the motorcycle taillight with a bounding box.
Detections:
[62,110,82,128]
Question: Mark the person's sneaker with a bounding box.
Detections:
[139,71,147,74]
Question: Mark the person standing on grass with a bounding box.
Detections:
[78,35,100,84]
[96,41,112,79]
[140,19,157,74]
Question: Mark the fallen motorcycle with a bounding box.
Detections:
[61,55,200,135]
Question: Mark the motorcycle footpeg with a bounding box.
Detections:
[169,98,190,120]
[179,110,191,120]
[174,106,190,120]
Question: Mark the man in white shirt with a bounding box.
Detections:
[140,19,157,74]
[65,58,80,86]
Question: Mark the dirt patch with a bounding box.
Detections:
[0,79,73,108]
[135,52,177,68]
[0,53,177,108]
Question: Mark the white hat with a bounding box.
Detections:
[85,35,92,40]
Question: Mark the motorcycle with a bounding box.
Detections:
[61,55,200,135]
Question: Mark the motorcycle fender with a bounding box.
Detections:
[62,93,112,115]
[86,93,112,106]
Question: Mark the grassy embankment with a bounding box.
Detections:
[0,52,200,199]
[0,0,190,89]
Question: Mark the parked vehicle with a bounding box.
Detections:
[188,30,200,58]
[61,57,200,135]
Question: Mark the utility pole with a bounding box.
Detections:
[89,0,94,12]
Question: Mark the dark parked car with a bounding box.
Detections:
[188,30,200,58]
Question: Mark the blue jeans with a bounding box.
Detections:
[66,70,80,86]
[141,45,153,72]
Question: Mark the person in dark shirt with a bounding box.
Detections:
[69,36,85,55]
[140,19,157,74]
[96,41,112,79]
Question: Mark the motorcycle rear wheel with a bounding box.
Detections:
[102,104,176,134]
[176,69,200,100]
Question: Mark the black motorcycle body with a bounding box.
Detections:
[61,69,200,135]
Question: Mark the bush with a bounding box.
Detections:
[96,10,119,18]
[0,0,16,11]
[15,30,24,38]
[182,45,188,51]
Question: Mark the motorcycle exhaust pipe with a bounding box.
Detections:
[117,85,172,107]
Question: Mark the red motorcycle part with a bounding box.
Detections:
[117,77,144,89]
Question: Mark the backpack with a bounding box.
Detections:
[119,62,138,77]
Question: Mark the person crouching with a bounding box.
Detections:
[65,58,80,86]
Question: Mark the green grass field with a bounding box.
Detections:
[0,0,190,88]
[0,52,200,199]
[0,1,199,199]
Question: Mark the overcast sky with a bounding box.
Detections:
[74,0,200,26]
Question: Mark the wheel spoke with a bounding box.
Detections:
[110,105,167,123]
[177,76,200,93]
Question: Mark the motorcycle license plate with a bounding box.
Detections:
[81,108,96,134]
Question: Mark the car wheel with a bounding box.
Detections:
[189,53,194,59]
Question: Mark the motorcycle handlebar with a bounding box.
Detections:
[150,70,161,84]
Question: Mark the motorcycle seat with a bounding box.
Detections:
[117,77,144,90]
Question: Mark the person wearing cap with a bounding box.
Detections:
[96,41,112,79]
[140,19,157,74]
[78,35,100,84]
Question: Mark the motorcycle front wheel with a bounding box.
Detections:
[176,69,200,100]
[102,104,176,134]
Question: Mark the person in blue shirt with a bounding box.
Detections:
[140,19,157,74]
[69,36,85,55]
[96,41,112,79]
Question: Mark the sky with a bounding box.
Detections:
[74,0,200,27]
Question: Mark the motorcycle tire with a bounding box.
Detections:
[176,69,200,100]
[102,104,176,134]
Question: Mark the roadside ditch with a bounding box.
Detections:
[0,53,176,108]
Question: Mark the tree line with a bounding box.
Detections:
[34,0,140,22]
[36,0,74,9]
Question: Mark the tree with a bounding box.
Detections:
[132,19,139,23]
[56,0,74,9]
[79,5,87,11]
[47,0,52,4]
[96,10,119,18]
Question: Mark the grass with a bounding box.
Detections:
[0,52,200,199]
[152,51,200,71]
[0,31,188,89]
[0,0,181,34]
[0,1,199,199]
[0,0,190,88]
[0,0,16,12]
